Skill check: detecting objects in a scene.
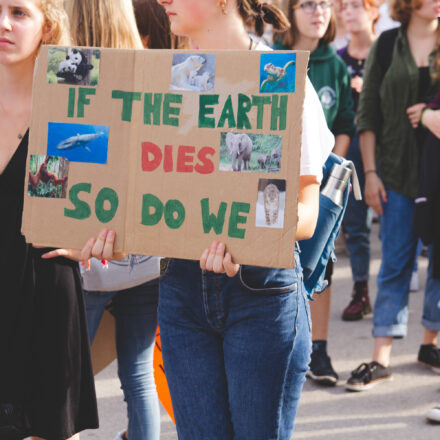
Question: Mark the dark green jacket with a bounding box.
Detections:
[357,26,437,198]
[307,44,355,139]
[274,42,355,138]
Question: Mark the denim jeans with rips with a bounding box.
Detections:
[158,251,312,440]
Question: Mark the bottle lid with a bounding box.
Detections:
[330,163,352,182]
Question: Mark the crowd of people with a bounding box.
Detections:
[0,0,439,439]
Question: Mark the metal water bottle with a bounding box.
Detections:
[320,163,352,207]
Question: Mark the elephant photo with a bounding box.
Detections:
[226,132,253,171]
[258,153,270,169]
[269,147,281,170]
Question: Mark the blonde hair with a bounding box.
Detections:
[68,0,144,49]
[39,0,71,45]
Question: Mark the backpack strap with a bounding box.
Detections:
[377,27,399,77]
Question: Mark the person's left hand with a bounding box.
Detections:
[406,103,426,128]
[200,241,239,277]
[37,228,127,262]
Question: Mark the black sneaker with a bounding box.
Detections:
[418,344,440,373]
[345,361,392,391]
[306,350,339,386]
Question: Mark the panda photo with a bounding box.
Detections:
[56,48,94,84]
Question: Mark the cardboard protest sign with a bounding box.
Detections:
[22,46,309,268]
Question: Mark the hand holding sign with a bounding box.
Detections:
[40,228,127,262]
[200,241,240,277]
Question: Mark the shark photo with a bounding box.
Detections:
[47,122,109,164]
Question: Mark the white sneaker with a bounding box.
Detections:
[112,430,127,440]
[426,402,440,423]
[410,271,419,292]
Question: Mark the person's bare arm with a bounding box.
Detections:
[360,129,387,215]
[332,134,350,158]
[296,175,320,240]
[200,175,320,276]
[421,109,440,138]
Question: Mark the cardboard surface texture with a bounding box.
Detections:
[22,47,309,268]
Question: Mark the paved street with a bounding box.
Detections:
[83,223,440,440]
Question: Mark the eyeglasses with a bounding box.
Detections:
[294,1,333,14]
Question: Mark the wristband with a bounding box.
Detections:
[364,169,377,176]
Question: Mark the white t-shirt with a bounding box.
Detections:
[80,255,160,292]
[256,41,334,182]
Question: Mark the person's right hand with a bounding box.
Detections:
[421,109,440,139]
[39,228,127,262]
[200,241,239,277]
[351,76,363,94]
[364,172,387,215]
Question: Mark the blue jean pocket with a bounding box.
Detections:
[159,258,174,281]
[239,265,298,295]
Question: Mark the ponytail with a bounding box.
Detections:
[237,0,290,37]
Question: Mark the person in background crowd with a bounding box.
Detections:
[338,0,379,321]
[156,1,334,438]
[332,0,351,49]
[345,0,440,391]
[0,1,122,438]
[416,50,440,425]
[67,0,171,439]
[275,0,355,387]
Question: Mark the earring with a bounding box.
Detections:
[220,0,228,15]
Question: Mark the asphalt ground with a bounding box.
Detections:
[83,222,440,440]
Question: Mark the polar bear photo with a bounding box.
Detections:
[170,54,216,92]
[189,71,211,92]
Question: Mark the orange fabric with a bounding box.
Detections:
[153,327,175,423]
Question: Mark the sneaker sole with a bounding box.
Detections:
[426,410,440,423]
[306,370,338,386]
[345,375,393,391]
[342,313,364,321]
[418,361,440,374]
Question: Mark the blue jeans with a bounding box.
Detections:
[374,190,440,337]
[84,279,160,440]
[342,134,371,282]
[158,253,311,440]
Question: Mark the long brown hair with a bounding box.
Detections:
[274,0,336,48]
[132,0,182,49]
[431,34,440,82]
[390,0,423,25]
[237,0,291,36]
[68,0,143,49]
